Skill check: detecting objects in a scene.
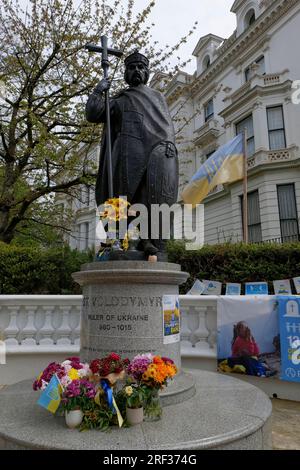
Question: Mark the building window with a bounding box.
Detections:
[277,184,299,242]
[236,114,255,157]
[267,106,286,150]
[206,150,215,160]
[204,99,214,122]
[241,190,262,243]
[244,9,256,30]
[245,55,265,82]
[203,55,211,70]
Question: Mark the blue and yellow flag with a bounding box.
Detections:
[181,134,244,204]
[37,374,63,414]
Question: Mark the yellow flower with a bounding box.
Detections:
[125,386,133,396]
[68,368,79,380]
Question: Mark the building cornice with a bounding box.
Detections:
[219,79,292,120]
[191,0,299,95]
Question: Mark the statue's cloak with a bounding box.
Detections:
[86,85,177,207]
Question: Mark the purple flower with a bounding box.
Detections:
[127,354,153,381]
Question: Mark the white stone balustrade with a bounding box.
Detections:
[179,295,217,361]
[0,296,82,353]
[0,294,299,402]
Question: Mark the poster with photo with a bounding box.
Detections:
[202,280,222,295]
[292,277,300,294]
[245,282,268,295]
[217,297,280,378]
[273,280,292,295]
[225,283,241,295]
[277,296,300,383]
[163,295,180,344]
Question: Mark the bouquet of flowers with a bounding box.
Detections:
[61,379,97,413]
[90,353,130,385]
[127,354,177,389]
[127,354,177,421]
[33,357,91,391]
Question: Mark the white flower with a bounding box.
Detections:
[41,380,48,390]
[78,368,89,378]
[61,376,72,388]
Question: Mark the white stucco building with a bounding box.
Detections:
[64,0,300,250]
[163,0,300,245]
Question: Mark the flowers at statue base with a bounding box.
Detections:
[32,357,91,391]
[127,354,177,388]
[61,379,97,413]
[33,353,177,430]
[89,352,130,385]
[126,354,178,421]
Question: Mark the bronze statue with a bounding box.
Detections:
[86,49,178,258]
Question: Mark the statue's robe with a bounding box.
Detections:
[86,84,178,208]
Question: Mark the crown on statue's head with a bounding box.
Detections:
[124,51,149,68]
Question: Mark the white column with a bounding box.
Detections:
[39,306,55,345]
[21,306,37,346]
[193,306,210,351]
[5,306,20,346]
[252,101,269,152]
[56,306,72,345]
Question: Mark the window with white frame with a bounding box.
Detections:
[241,190,262,243]
[267,106,286,150]
[204,99,214,122]
[277,184,299,242]
[244,9,256,30]
[236,114,255,157]
[203,55,211,71]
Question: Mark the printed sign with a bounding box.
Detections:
[217,297,280,378]
[225,283,241,296]
[202,280,222,295]
[245,282,268,295]
[163,295,180,344]
[273,280,292,295]
[277,296,300,382]
[187,279,206,295]
[293,277,300,294]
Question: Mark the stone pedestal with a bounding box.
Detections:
[72,261,195,405]
[72,261,188,367]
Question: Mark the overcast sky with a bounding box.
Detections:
[133,0,237,72]
[17,0,237,73]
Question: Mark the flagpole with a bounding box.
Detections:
[243,129,249,243]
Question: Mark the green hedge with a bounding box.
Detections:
[167,241,300,294]
[0,243,92,294]
[1,241,300,295]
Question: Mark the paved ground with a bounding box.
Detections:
[271,398,300,450]
[0,386,298,449]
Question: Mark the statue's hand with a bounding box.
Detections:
[94,78,111,94]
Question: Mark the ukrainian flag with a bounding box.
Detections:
[37,374,63,414]
[181,134,244,204]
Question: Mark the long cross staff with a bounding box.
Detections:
[85,36,123,199]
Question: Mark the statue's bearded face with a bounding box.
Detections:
[125,61,149,86]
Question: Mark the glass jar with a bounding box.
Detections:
[143,388,162,422]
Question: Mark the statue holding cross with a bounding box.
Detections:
[85,36,179,259]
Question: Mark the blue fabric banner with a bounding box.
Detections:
[277,296,300,382]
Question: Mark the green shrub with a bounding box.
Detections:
[167,241,300,294]
[0,243,93,294]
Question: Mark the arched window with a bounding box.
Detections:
[244,9,256,30]
[203,55,211,71]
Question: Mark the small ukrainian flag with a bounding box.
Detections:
[181,134,244,205]
[37,374,63,414]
